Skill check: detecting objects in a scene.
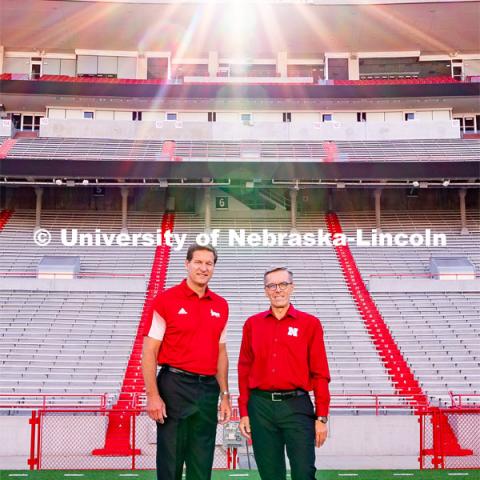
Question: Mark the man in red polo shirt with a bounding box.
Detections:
[142,244,231,480]
[238,266,330,480]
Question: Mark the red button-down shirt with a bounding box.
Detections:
[238,304,330,417]
[144,279,229,375]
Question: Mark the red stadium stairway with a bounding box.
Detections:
[161,140,183,162]
[325,212,472,459]
[0,209,14,230]
[93,212,175,456]
[0,139,18,159]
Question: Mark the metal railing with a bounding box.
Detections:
[369,272,480,278]
[449,392,480,408]
[6,391,476,470]
[0,393,109,411]
[0,271,146,278]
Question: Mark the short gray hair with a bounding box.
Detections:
[264,267,293,284]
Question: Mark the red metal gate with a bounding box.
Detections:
[419,407,480,469]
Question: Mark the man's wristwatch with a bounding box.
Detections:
[220,391,230,398]
[317,416,328,424]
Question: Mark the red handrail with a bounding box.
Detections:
[449,392,480,408]
[131,392,429,415]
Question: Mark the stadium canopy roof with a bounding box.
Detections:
[40,0,480,4]
[1,0,478,55]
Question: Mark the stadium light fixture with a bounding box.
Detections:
[442,179,451,187]
[55,179,63,186]
[412,181,420,188]
[82,179,89,185]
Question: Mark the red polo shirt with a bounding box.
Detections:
[144,279,229,375]
[238,304,330,417]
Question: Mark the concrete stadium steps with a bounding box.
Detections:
[0,289,145,403]
[332,209,480,405]
[0,210,167,406]
[0,209,164,275]
[336,210,480,276]
[4,137,480,163]
[164,213,396,405]
[373,292,480,403]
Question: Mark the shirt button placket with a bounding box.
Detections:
[271,321,279,374]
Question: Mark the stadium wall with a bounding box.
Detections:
[0,417,30,468]
[0,415,419,470]
[37,118,460,142]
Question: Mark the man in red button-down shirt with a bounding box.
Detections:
[142,244,231,480]
[238,266,330,480]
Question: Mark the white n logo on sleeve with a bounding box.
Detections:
[288,327,298,337]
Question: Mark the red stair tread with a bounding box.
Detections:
[92,212,174,456]
[325,212,471,457]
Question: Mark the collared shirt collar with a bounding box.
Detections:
[264,303,297,320]
[181,278,212,299]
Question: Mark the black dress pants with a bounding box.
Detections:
[248,390,317,480]
[156,368,220,480]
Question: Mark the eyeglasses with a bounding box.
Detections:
[264,282,292,292]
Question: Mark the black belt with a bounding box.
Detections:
[162,365,215,380]
[251,389,307,402]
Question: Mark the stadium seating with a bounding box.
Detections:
[0,289,144,404]
[0,210,163,275]
[38,75,167,85]
[0,210,164,407]
[164,213,401,411]
[337,210,480,277]
[333,76,461,85]
[3,137,480,163]
[372,293,480,405]
[337,210,480,405]
[0,209,478,413]
[0,73,466,86]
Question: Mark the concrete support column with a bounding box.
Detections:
[277,51,288,78]
[459,188,469,235]
[328,189,334,212]
[348,55,360,80]
[136,55,148,80]
[204,188,211,232]
[0,46,4,74]
[290,188,298,232]
[34,187,43,231]
[120,187,129,233]
[208,51,219,78]
[374,188,382,232]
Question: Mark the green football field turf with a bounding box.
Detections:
[1,470,479,480]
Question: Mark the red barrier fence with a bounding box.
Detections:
[15,394,479,470]
[419,408,480,469]
[28,408,232,470]
[133,392,429,415]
